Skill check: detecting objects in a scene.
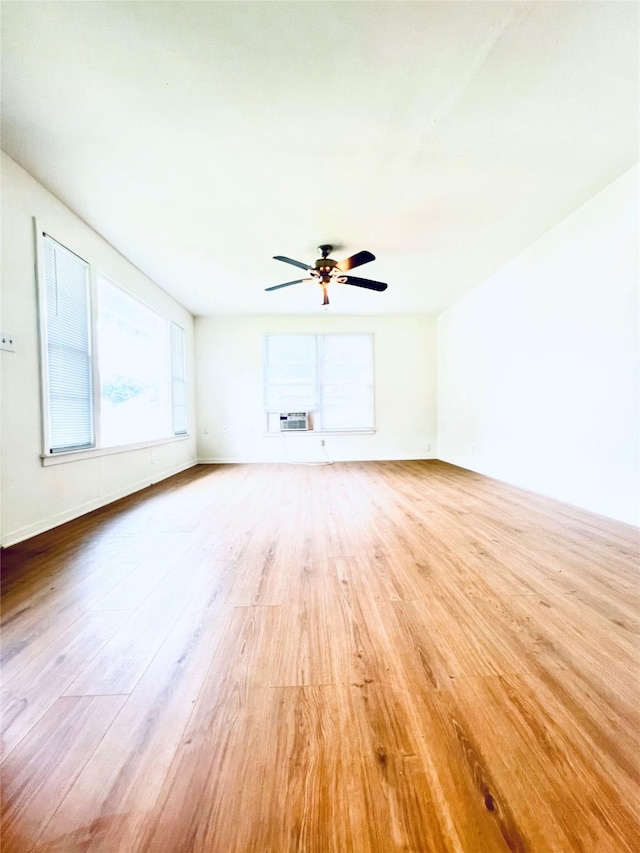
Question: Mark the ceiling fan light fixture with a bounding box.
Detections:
[267,244,388,306]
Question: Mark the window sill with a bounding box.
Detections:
[41,434,191,466]
[263,429,375,437]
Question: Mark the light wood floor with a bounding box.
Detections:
[1,460,638,852]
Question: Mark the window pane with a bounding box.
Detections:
[322,361,372,384]
[97,276,171,446]
[42,236,94,452]
[264,334,318,411]
[319,334,374,430]
[267,335,316,364]
[269,362,316,384]
[322,333,372,364]
[322,404,372,431]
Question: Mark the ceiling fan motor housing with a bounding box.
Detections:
[314,258,338,274]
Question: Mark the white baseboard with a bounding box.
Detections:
[197,457,251,464]
[197,454,437,465]
[1,460,198,548]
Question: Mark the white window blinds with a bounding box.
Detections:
[319,333,374,430]
[264,334,319,413]
[41,235,94,453]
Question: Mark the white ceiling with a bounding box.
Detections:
[1,1,638,316]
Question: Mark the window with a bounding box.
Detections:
[40,235,94,452]
[38,231,188,457]
[264,333,374,431]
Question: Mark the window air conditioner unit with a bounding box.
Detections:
[280,412,309,431]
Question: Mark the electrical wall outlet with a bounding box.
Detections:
[1,332,16,352]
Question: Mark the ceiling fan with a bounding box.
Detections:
[265,244,388,306]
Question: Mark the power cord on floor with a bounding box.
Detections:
[281,430,334,465]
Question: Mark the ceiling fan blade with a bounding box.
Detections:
[273,255,313,272]
[342,275,388,292]
[265,278,307,292]
[336,250,375,272]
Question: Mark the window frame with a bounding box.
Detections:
[35,220,190,465]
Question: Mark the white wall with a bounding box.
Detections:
[437,166,639,525]
[0,153,198,546]
[196,315,437,464]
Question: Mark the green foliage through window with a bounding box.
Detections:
[101,377,146,405]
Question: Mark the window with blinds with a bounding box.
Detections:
[41,235,94,453]
[264,333,374,431]
[38,231,189,457]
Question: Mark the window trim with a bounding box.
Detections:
[170,321,188,436]
[34,219,190,464]
[40,433,191,466]
[262,428,375,438]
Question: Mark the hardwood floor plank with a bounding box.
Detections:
[125,604,301,851]
[1,460,637,852]
[1,533,136,620]
[1,555,137,655]
[335,600,526,852]
[35,559,236,853]
[1,695,127,853]
[138,685,346,853]
[332,555,414,686]
[227,556,290,607]
[269,580,341,687]
[86,554,182,611]
[62,544,220,695]
[439,672,639,852]
[1,610,130,759]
